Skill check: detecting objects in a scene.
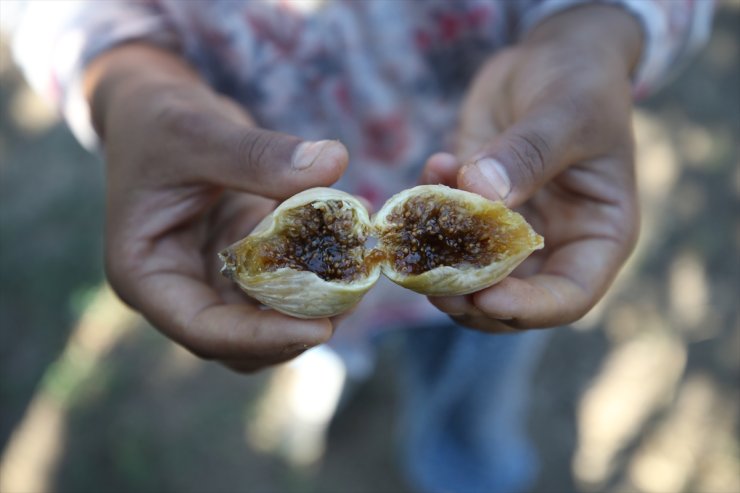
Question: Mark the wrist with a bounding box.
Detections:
[523,4,643,78]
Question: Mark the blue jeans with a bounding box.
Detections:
[398,324,549,493]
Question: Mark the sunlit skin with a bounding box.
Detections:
[85,5,642,371]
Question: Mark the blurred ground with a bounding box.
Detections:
[1,6,738,493]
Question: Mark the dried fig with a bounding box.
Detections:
[376,185,544,296]
[220,185,543,318]
[219,188,380,319]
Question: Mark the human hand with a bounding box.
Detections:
[85,44,349,372]
[420,6,644,332]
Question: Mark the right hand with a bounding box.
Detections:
[86,44,349,372]
[419,5,641,333]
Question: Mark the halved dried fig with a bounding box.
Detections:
[375,185,544,296]
[219,188,380,319]
[219,185,543,318]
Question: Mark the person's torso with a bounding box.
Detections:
[159,0,511,205]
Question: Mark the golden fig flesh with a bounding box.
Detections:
[219,188,380,319]
[376,186,544,296]
[219,185,543,318]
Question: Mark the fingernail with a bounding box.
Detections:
[471,158,511,200]
[292,140,332,170]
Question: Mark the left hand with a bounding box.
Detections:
[420,6,644,332]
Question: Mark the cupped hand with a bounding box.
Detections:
[86,44,349,371]
[420,6,644,332]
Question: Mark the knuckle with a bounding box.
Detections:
[508,131,549,182]
[563,92,631,155]
[151,104,219,162]
[236,128,280,172]
[563,95,598,141]
[154,103,205,139]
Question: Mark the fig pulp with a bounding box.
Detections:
[249,201,368,282]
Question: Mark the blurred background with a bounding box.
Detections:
[1,4,738,493]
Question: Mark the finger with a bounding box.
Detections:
[457,107,580,208]
[222,345,309,373]
[471,237,625,328]
[449,313,521,334]
[222,361,267,374]
[220,131,348,199]
[173,111,349,199]
[427,294,482,317]
[429,294,517,334]
[136,271,334,361]
[419,152,460,186]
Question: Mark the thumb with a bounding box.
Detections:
[186,114,349,200]
[457,111,572,207]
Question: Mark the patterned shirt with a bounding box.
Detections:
[10,0,713,370]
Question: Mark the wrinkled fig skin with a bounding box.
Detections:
[219,185,543,318]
